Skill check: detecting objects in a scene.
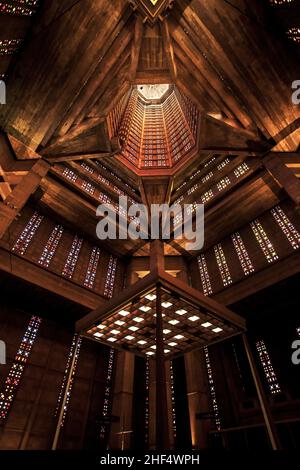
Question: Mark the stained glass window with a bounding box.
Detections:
[95,161,137,194]
[270,0,294,4]
[201,171,214,183]
[170,361,177,440]
[201,189,214,204]
[217,158,230,171]
[0,39,22,55]
[234,163,249,178]
[81,180,96,195]
[100,348,115,440]
[204,347,221,430]
[287,27,300,43]
[62,167,78,182]
[188,182,200,195]
[256,340,281,395]
[98,192,112,204]
[12,211,44,255]
[175,181,186,193]
[271,206,300,250]
[217,176,231,192]
[104,256,118,298]
[55,334,82,428]
[62,235,83,279]
[197,254,213,296]
[251,219,278,263]
[231,232,254,276]
[145,358,150,445]
[204,157,216,168]
[214,244,232,286]
[0,1,39,16]
[0,316,42,421]
[38,225,63,268]
[80,162,94,174]
[84,247,101,289]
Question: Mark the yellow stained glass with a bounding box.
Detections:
[150,0,160,5]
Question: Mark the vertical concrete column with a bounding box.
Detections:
[184,349,212,449]
[243,334,281,450]
[109,350,135,450]
[148,360,174,450]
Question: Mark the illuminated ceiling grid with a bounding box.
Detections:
[84,285,243,360]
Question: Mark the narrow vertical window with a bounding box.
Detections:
[271,206,300,250]
[0,39,22,54]
[80,162,94,174]
[100,348,115,440]
[84,247,101,289]
[104,256,118,298]
[170,361,177,440]
[0,1,39,16]
[234,163,249,178]
[217,158,230,171]
[62,235,83,279]
[214,244,232,286]
[204,347,221,430]
[81,180,96,195]
[145,358,150,446]
[54,334,82,428]
[256,340,281,395]
[217,176,231,192]
[0,316,42,421]
[231,232,254,276]
[197,254,213,295]
[251,219,278,263]
[12,211,44,255]
[38,225,64,268]
[201,189,214,204]
[62,168,77,182]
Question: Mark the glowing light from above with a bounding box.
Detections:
[140,306,151,312]
[176,309,187,315]
[168,342,178,347]
[145,293,157,301]
[108,338,117,342]
[163,329,171,334]
[213,327,223,333]
[149,0,160,5]
[125,335,134,341]
[115,320,125,326]
[147,351,155,356]
[202,322,212,328]
[119,310,130,316]
[129,326,139,332]
[189,315,200,322]
[162,302,173,308]
[151,345,156,350]
[133,317,144,323]
[138,340,147,345]
[137,84,169,100]
[164,349,170,354]
[97,324,106,329]
[169,319,179,325]
[94,332,103,338]
[111,329,120,335]
[174,335,185,340]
